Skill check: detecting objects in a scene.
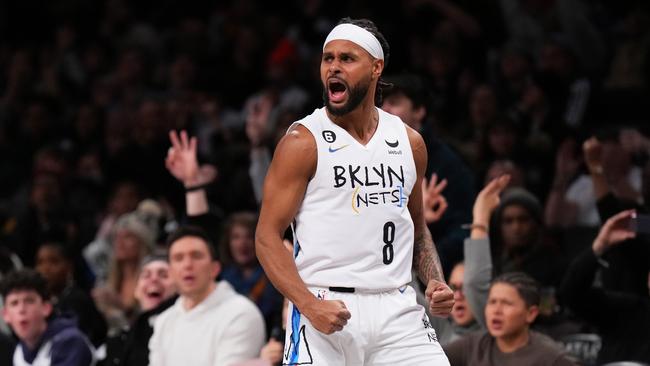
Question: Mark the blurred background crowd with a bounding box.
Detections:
[0,0,649,365]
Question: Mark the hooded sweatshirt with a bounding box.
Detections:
[14,317,94,366]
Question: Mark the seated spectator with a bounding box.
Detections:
[105,253,177,366]
[83,195,157,283]
[92,212,155,333]
[490,187,568,290]
[546,131,643,228]
[1,269,94,366]
[559,210,650,364]
[149,226,265,365]
[444,272,576,366]
[581,132,649,296]
[35,242,107,347]
[220,212,283,329]
[425,175,510,345]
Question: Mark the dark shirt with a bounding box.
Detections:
[220,265,282,321]
[559,248,650,363]
[444,330,576,366]
[0,332,14,366]
[55,284,107,347]
[16,317,93,366]
[105,295,177,366]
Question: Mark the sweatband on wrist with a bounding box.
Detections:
[185,183,210,192]
[462,223,488,233]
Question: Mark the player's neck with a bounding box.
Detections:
[328,101,378,145]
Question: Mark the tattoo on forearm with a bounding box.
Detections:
[413,228,445,283]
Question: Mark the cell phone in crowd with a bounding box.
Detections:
[629,212,650,235]
[270,326,285,342]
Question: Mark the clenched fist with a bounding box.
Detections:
[425,280,454,318]
[302,299,351,335]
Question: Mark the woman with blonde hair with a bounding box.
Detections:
[93,211,155,332]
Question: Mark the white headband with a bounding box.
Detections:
[323,23,384,60]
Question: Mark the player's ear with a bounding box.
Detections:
[372,59,384,80]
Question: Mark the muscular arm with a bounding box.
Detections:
[407,127,445,284]
[256,125,317,310]
[256,125,351,334]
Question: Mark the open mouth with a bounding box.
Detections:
[490,318,504,330]
[328,78,348,103]
[452,303,466,317]
[146,289,163,301]
[182,275,195,284]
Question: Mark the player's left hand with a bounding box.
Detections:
[425,280,454,318]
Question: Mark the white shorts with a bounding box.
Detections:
[282,285,450,366]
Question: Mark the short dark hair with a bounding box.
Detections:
[166,226,218,261]
[38,241,75,262]
[336,17,391,106]
[0,269,50,301]
[491,272,540,307]
[382,73,431,111]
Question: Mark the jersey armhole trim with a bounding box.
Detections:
[288,121,319,183]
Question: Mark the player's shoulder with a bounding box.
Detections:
[378,108,424,147]
[279,123,317,155]
[272,113,318,177]
[280,108,322,148]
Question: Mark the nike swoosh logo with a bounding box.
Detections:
[328,144,349,153]
[385,139,399,148]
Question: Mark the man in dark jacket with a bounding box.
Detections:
[560,209,650,364]
[1,269,94,366]
[105,254,177,366]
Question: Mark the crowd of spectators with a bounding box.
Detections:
[0,0,649,365]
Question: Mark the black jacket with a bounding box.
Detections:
[104,295,177,366]
[559,248,650,363]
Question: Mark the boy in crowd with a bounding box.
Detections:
[1,269,94,366]
[444,272,575,366]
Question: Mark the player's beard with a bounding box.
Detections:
[322,76,371,116]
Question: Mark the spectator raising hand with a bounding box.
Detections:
[422,173,448,224]
[166,130,217,216]
[471,175,511,238]
[592,209,637,256]
[245,94,273,148]
[545,138,581,227]
[582,137,603,173]
[165,130,217,188]
[554,139,581,188]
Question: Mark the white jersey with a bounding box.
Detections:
[291,107,417,290]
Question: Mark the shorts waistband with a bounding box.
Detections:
[309,284,410,294]
[328,286,355,293]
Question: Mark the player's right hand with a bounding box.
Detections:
[303,299,351,335]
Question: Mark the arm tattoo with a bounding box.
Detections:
[413,227,445,284]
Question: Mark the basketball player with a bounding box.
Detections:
[255,18,454,365]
